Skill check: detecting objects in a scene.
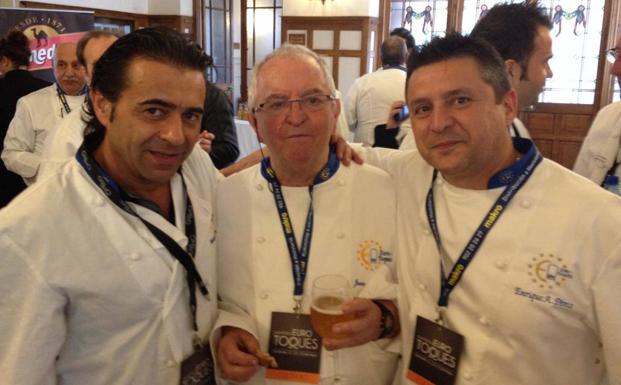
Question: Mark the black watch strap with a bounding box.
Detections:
[372,299,396,339]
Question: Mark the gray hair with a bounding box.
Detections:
[248,43,336,109]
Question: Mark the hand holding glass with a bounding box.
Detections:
[310,275,355,339]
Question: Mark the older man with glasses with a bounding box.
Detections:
[211,43,401,385]
[574,33,621,186]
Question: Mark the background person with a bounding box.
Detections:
[37,30,119,181]
[0,30,50,206]
[2,41,86,184]
[573,32,621,185]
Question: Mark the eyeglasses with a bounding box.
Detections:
[606,48,620,64]
[253,94,337,115]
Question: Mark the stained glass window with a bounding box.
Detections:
[538,0,606,104]
[461,0,521,34]
[389,0,449,45]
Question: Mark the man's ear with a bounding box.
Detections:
[502,88,518,126]
[91,89,113,127]
[505,59,522,86]
[247,110,262,143]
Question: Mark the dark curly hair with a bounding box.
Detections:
[0,30,31,67]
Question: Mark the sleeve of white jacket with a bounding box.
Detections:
[0,236,67,385]
[592,240,621,382]
[1,98,41,180]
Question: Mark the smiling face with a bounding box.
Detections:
[248,55,340,179]
[92,57,205,192]
[407,56,517,188]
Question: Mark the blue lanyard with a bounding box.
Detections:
[426,140,542,308]
[56,84,72,117]
[76,144,207,331]
[260,147,339,312]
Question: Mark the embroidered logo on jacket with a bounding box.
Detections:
[356,240,392,271]
[513,253,575,310]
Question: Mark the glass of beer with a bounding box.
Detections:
[310,274,354,339]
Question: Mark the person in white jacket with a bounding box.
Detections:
[213,44,400,385]
[0,28,220,385]
[573,33,621,185]
[1,41,86,184]
[38,30,118,181]
[357,33,621,385]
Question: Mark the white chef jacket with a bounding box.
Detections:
[213,162,400,385]
[361,145,621,385]
[573,101,621,185]
[1,84,84,184]
[0,146,221,385]
[345,67,408,146]
[399,117,528,151]
[38,106,86,181]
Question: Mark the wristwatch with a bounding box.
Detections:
[372,299,396,339]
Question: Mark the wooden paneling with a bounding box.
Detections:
[281,16,378,87]
[520,105,594,169]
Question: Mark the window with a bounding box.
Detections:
[461,0,521,34]
[246,0,282,82]
[389,0,449,45]
[537,0,606,104]
[205,0,233,84]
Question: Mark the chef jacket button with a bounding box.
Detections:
[520,200,531,208]
[334,377,342,383]
[256,184,264,191]
[463,372,473,381]
[337,180,346,187]
[423,229,431,236]
[495,260,507,270]
[418,283,427,291]
[259,293,269,300]
[129,253,141,261]
[256,236,266,243]
[166,359,175,368]
[336,232,345,239]
[479,316,489,326]
[436,178,444,186]
[93,197,105,207]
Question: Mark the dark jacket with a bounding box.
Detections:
[0,69,51,207]
[202,85,239,169]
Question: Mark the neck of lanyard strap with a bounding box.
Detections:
[425,148,542,309]
[260,148,339,312]
[76,144,208,331]
[56,84,72,116]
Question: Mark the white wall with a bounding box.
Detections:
[283,0,378,17]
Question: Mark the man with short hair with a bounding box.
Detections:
[470,1,553,138]
[346,36,408,147]
[360,33,621,384]
[38,30,118,180]
[2,41,86,184]
[213,43,400,385]
[390,27,415,57]
[573,33,621,185]
[0,28,220,385]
